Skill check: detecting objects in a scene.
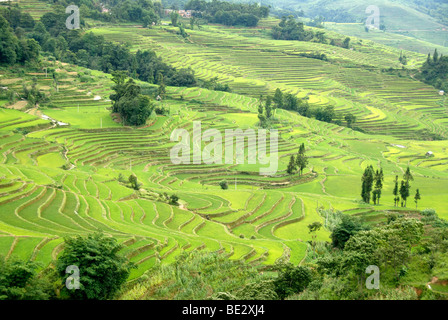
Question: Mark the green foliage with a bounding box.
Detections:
[200,77,231,92]
[344,113,356,128]
[128,174,141,190]
[0,256,55,300]
[169,194,179,205]
[331,214,366,249]
[232,280,278,300]
[295,143,308,176]
[273,263,312,300]
[170,11,179,27]
[418,49,448,92]
[286,155,296,175]
[361,165,375,203]
[0,15,40,66]
[110,72,154,126]
[122,251,265,300]
[219,180,228,190]
[272,16,314,41]
[56,232,135,300]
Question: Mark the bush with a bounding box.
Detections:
[219,180,228,190]
[273,264,313,300]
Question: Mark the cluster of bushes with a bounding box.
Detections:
[185,0,269,27]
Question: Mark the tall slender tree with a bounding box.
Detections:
[287,155,296,175]
[373,168,384,205]
[393,175,400,207]
[273,88,283,109]
[295,144,308,176]
[414,189,421,209]
[361,165,375,203]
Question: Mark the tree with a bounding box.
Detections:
[170,11,179,27]
[190,16,196,30]
[403,166,414,183]
[128,174,141,190]
[414,189,421,209]
[361,165,374,203]
[298,143,305,155]
[433,48,439,64]
[265,96,273,119]
[273,88,283,109]
[273,264,312,300]
[286,155,296,175]
[0,256,55,300]
[0,15,19,65]
[169,194,179,205]
[56,232,135,300]
[308,221,322,254]
[344,113,356,128]
[110,73,154,126]
[377,232,409,281]
[331,214,365,249]
[295,152,308,176]
[399,180,410,207]
[393,175,400,207]
[342,37,351,49]
[372,169,384,205]
[399,51,407,65]
[219,180,228,190]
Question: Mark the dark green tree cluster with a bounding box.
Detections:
[393,166,417,208]
[158,192,180,205]
[200,77,231,92]
[20,7,196,87]
[272,16,354,49]
[56,232,136,300]
[219,180,228,190]
[0,14,40,65]
[344,113,356,128]
[399,51,408,65]
[0,256,56,300]
[419,49,448,92]
[286,143,308,176]
[257,95,273,128]
[394,167,414,207]
[110,71,154,126]
[361,166,384,204]
[272,89,310,117]
[272,89,339,124]
[272,16,314,41]
[128,174,142,190]
[273,263,312,300]
[1,232,135,300]
[185,0,269,27]
[291,214,439,300]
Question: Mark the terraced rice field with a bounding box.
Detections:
[1,19,448,281]
[90,23,448,141]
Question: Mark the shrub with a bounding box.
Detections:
[219,180,228,190]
